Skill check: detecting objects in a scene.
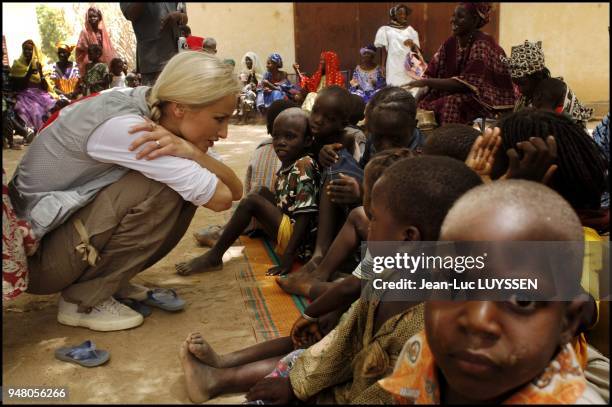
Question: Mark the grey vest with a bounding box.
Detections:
[8,86,152,239]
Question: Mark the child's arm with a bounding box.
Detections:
[267,213,313,276]
[291,276,361,347]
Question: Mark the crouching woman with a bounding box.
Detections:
[8,52,243,332]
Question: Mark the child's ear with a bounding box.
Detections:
[403,226,421,242]
[559,298,587,345]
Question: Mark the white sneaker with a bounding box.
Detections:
[57,297,144,331]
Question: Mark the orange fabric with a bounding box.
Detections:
[379,330,588,404]
[300,51,345,92]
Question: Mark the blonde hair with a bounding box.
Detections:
[148,51,241,122]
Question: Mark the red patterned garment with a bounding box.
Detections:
[300,51,345,92]
[418,31,516,125]
[3,168,38,301]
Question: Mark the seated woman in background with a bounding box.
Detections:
[295,50,345,111]
[408,3,515,126]
[49,42,80,101]
[237,51,264,120]
[256,53,299,114]
[349,45,386,104]
[9,40,57,133]
[502,40,593,127]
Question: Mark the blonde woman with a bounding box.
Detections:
[8,51,243,332]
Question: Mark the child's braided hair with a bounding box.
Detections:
[495,108,608,210]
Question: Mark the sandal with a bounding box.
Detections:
[143,288,185,312]
[115,297,152,317]
[55,340,110,368]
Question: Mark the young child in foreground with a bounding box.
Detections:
[178,155,483,403]
[109,57,126,88]
[379,180,606,404]
[176,108,319,276]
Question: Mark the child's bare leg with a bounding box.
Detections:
[176,189,281,275]
[290,180,342,276]
[180,340,281,403]
[186,332,293,368]
[277,206,368,296]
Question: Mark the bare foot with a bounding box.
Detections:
[186,332,224,367]
[179,340,220,403]
[176,251,223,276]
[276,273,317,297]
[193,226,223,248]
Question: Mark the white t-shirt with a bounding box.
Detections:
[87,114,218,206]
[110,72,126,88]
[374,25,420,87]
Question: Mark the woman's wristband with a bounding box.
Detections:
[301,312,318,322]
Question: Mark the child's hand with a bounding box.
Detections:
[290,315,322,348]
[246,377,295,405]
[349,78,359,88]
[465,127,502,182]
[128,118,200,161]
[266,265,291,276]
[501,135,558,184]
[319,143,343,167]
[327,173,362,205]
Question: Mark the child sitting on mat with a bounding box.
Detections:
[176,107,319,276]
[379,180,605,404]
[178,155,483,403]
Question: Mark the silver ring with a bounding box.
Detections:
[155,140,161,148]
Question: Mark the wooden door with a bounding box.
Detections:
[294,3,500,74]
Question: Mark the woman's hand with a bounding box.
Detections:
[128,118,199,161]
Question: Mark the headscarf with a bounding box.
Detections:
[461,2,492,29]
[300,50,345,93]
[268,53,283,68]
[10,40,44,80]
[186,35,204,51]
[10,40,57,97]
[501,40,546,79]
[241,51,264,82]
[360,44,377,57]
[389,4,412,28]
[56,42,75,54]
[75,6,116,74]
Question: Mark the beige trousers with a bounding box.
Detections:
[27,171,197,308]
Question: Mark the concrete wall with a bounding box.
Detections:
[186,3,296,70]
[499,2,609,103]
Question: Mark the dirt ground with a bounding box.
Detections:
[2,124,270,404]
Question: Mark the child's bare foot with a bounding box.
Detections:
[186,332,224,367]
[179,340,220,403]
[193,225,223,248]
[276,273,317,297]
[176,251,223,276]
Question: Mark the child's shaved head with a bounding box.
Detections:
[442,179,583,242]
[428,179,587,404]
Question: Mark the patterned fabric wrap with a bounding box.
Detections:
[379,330,597,404]
[501,40,546,79]
[461,2,492,28]
[418,31,515,125]
[273,155,320,261]
[83,62,109,95]
[300,51,345,93]
[268,53,283,68]
[3,168,39,301]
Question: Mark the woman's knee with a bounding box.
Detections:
[103,171,184,213]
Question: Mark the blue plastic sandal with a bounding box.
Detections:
[54,340,110,368]
[143,288,185,312]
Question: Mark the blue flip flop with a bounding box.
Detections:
[54,340,110,368]
[115,297,152,318]
[143,288,185,312]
